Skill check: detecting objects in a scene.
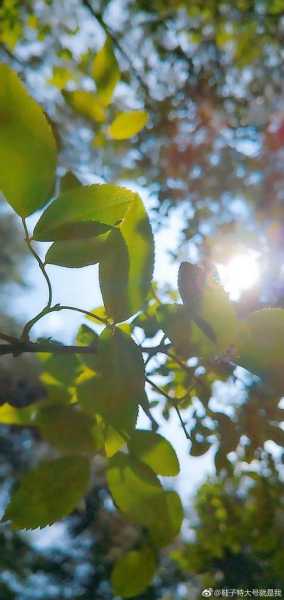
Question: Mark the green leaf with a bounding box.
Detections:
[99,193,154,321]
[199,278,238,351]
[45,233,109,268]
[106,452,164,526]
[36,404,98,454]
[128,429,180,476]
[104,424,126,458]
[149,490,184,547]
[95,327,145,394]
[0,64,57,216]
[64,90,106,123]
[92,38,120,106]
[157,303,213,358]
[237,309,284,390]
[156,304,192,357]
[107,453,183,546]
[0,403,37,426]
[108,110,148,140]
[76,324,98,346]
[60,170,81,193]
[178,263,238,352]
[111,546,156,598]
[33,184,135,241]
[48,65,73,89]
[3,456,90,529]
[77,327,144,433]
[42,353,81,387]
[86,306,109,324]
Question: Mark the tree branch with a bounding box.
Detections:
[0,341,99,357]
[0,331,19,344]
[82,0,150,99]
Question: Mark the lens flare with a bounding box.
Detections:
[216,252,260,300]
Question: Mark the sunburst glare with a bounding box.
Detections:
[216,251,260,301]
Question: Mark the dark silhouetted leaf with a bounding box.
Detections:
[36,404,97,454]
[237,309,284,390]
[78,327,144,433]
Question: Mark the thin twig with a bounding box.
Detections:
[22,218,52,308]
[21,218,54,340]
[58,305,109,326]
[166,348,210,394]
[145,376,191,440]
[20,303,109,341]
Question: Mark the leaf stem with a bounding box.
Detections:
[57,305,109,326]
[21,218,54,340]
[22,218,53,309]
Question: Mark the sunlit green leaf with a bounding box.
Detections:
[33,184,135,241]
[48,65,73,89]
[111,546,156,598]
[64,90,106,123]
[76,324,98,347]
[99,193,154,321]
[0,403,36,426]
[104,424,126,458]
[42,353,81,387]
[149,490,184,547]
[86,305,109,324]
[128,429,180,476]
[3,456,90,529]
[45,233,109,267]
[107,452,164,526]
[108,110,148,140]
[92,38,120,106]
[0,64,57,216]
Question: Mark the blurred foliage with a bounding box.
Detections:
[0,1,284,598]
[173,454,284,590]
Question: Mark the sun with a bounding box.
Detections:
[216,251,260,301]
